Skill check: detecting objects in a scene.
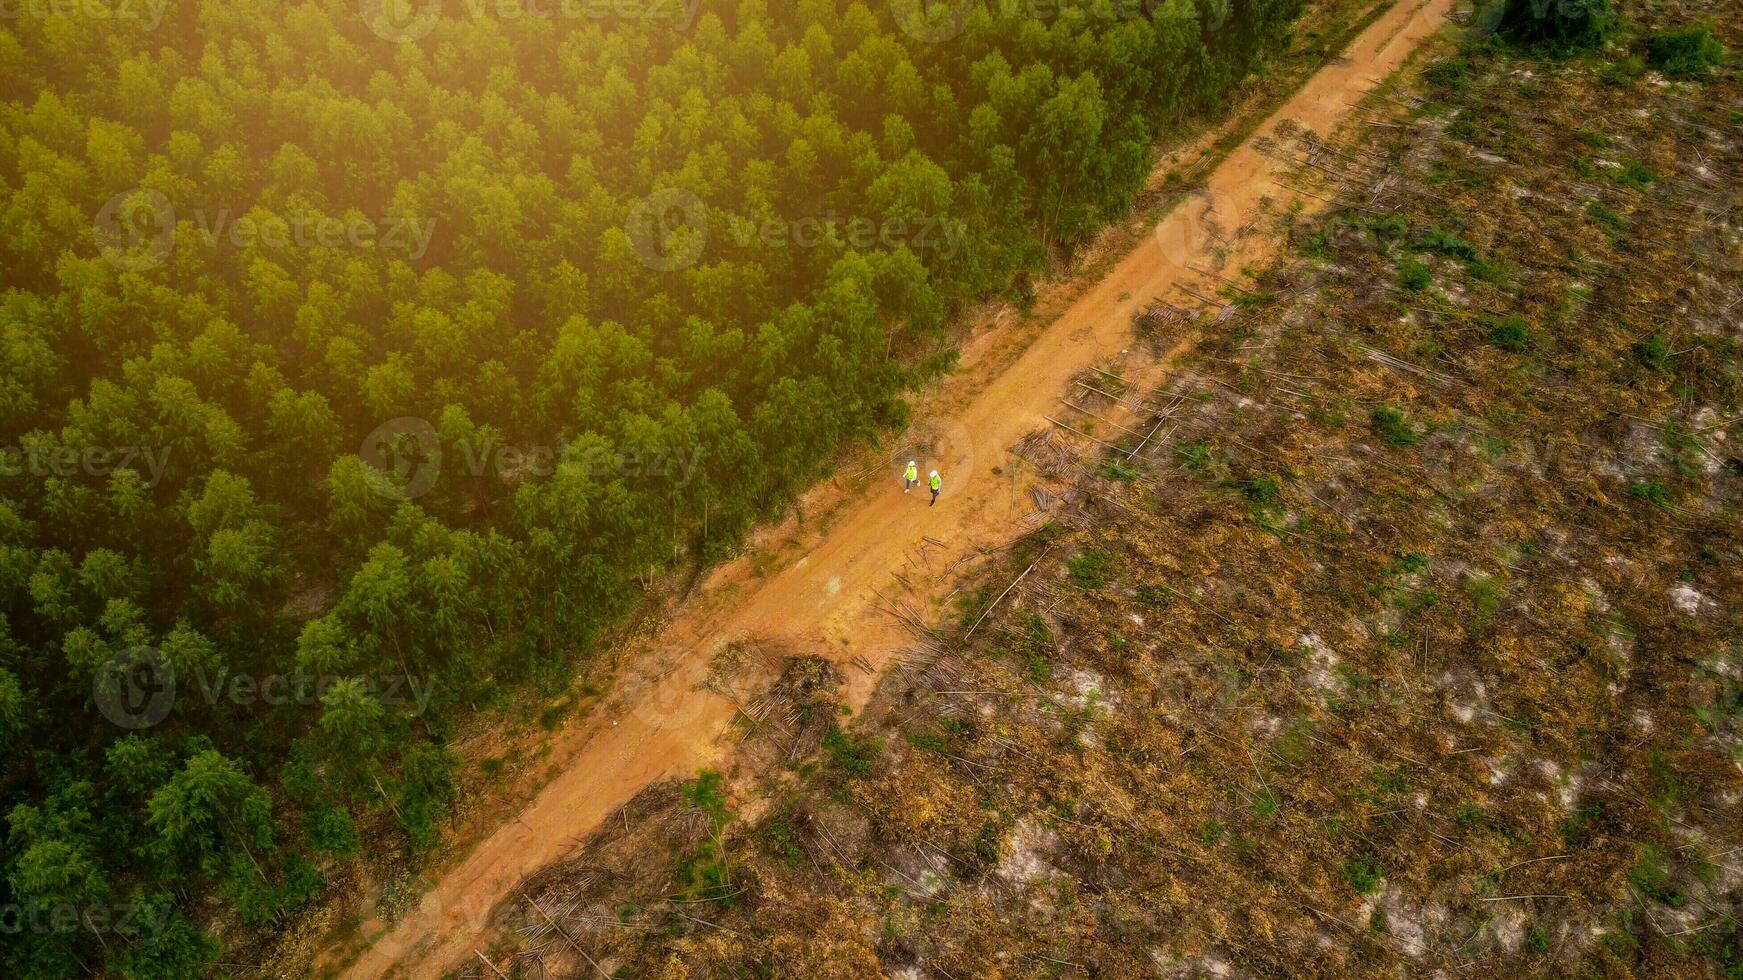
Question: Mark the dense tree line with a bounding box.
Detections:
[0,0,1297,973]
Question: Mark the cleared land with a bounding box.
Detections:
[467,2,1743,977]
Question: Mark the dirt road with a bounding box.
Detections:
[338,0,1453,973]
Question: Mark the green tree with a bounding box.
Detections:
[1497,0,1612,53]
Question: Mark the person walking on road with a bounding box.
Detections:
[928,470,942,507]
[903,460,918,493]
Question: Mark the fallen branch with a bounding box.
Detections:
[473,950,509,980]
[966,547,1051,638]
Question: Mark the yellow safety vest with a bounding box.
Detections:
[929,473,941,490]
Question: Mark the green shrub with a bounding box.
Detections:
[1659,421,1702,477]
[1241,474,1287,534]
[1629,481,1673,509]
[1251,789,1278,819]
[1633,333,1672,372]
[1489,316,1533,351]
[1465,575,1504,620]
[676,770,736,901]
[1410,224,1498,280]
[1097,457,1138,482]
[822,726,881,777]
[1370,407,1419,447]
[1178,435,1234,477]
[684,768,731,824]
[1241,474,1282,507]
[906,731,949,754]
[1020,648,1049,682]
[1598,54,1647,86]
[1343,854,1384,894]
[763,820,804,866]
[1446,113,1480,142]
[676,840,732,901]
[1612,160,1656,190]
[1629,843,1686,907]
[1414,227,1480,262]
[1496,0,1613,54]
[1366,212,1410,238]
[1396,256,1432,291]
[1012,613,1054,682]
[1586,200,1629,235]
[1559,804,1602,845]
[306,804,359,858]
[1067,548,1117,589]
[1424,56,1472,93]
[1645,23,1726,78]
[1467,256,1507,286]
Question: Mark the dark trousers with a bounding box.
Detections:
[930,488,939,506]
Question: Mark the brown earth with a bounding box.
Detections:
[333,0,1454,974]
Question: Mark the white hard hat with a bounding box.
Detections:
[930,470,939,477]
[909,460,916,467]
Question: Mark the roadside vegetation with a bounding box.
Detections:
[490,2,1743,975]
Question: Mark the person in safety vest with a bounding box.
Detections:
[903,460,918,493]
[928,470,942,507]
